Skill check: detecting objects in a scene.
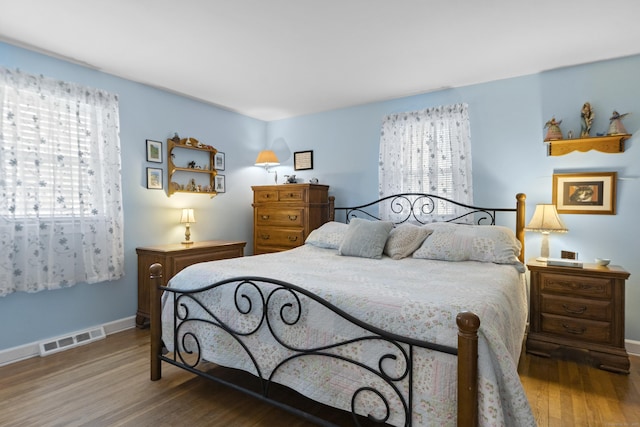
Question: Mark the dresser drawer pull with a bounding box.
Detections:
[260,234,270,240]
[288,215,298,221]
[261,215,270,220]
[288,236,298,242]
[562,323,586,335]
[562,304,587,314]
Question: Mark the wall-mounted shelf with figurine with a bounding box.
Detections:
[167,137,218,197]
[546,134,631,156]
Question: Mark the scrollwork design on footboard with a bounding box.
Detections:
[161,276,459,427]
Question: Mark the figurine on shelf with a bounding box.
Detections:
[544,117,564,141]
[607,111,630,135]
[580,102,594,137]
[171,132,180,143]
[188,160,196,169]
[189,178,197,191]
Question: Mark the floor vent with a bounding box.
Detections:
[38,326,106,357]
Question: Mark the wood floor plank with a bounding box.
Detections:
[1,328,639,426]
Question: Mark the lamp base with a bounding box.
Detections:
[535,256,548,262]
[182,241,194,245]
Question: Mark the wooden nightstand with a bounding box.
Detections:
[526,259,630,373]
[135,240,246,328]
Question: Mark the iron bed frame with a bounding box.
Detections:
[150,192,527,427]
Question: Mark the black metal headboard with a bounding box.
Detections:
[334,193,514,225]
[330,192,527,262]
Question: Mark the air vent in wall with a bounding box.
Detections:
[38,326,106,357]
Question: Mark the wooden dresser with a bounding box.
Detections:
[526,259,630,373]
[252,184,330,254]
[136,240,246,328]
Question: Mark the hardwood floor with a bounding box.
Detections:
[1,328,638,426]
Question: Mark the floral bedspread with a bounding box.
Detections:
[162,244,534,426]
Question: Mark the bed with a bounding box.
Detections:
[150,192,534,426]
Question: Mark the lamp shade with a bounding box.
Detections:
[180,208,196,224]
[525,204,567,233]
[255,150,280,166]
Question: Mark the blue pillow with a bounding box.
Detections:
[338,218,394,259]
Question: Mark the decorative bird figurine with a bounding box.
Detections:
[607,111,630,135]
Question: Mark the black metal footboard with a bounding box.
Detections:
[150,265,480,427]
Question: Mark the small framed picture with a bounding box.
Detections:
[553,172,617,214]
[214,174,226,193]
[214,152,225,170]
[146,139,162,163]
[147,167,163,190]
[294,150,313,171]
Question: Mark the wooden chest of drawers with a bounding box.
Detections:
[252,184,330,254]
[136,240,246,328]
[526,259,630,373]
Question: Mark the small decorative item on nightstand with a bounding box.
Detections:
[526,259,631,374]
[180,208,196,244]
[524,204,568,261]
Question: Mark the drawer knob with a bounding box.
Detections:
[260,234,270,240]
[261,215,270,220]
[288,215,298,221]
[562,304,587,315]
[288,236,298,242]
[562,323,586,335]
[288,193,294,197]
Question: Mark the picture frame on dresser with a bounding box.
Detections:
[146,139,162,163]
[552,171,616,214]
[146,167,163,190]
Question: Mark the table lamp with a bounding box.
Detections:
[255,150,280,183]
[180,208,196,244]
[525,204,568,261]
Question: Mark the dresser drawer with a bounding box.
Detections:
[541,313,611,344]
[255,227,304,248]
[253,188,306,203]
[256,208,304,227]
[539,272,611,299]
[541,294,611,321]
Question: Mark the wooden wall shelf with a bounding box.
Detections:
[546,134,631,156]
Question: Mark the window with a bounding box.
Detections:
[378,103,472,222]
[0,68,125,296]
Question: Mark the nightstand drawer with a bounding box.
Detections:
[278,188,304,201]
[541,294,611,321]
[256,208,304,227]
[255,227,304,248]
[541,313,611,343]
[253,189,279,203]
[539,272,611,299]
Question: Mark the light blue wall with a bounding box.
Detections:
[0,42,269,350]
[2,42,639,351]
[267,55,640,342]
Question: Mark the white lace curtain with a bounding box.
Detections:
[0,68,125,296]
[378,103,472,222]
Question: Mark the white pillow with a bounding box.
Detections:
[338,218,394,259]
[413,222,524,271]
[305,221,348,249]
[383,223,433,260]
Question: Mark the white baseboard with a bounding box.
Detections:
[1,317,638,366]
[0,316,136,367]
[626,339,640,357]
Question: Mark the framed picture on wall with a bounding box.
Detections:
[215,174,226,193]
[214,152,225,170]
[552,172,617,214]
[146,139,162,163]
[147,167,163,190]
[294,150,313,170]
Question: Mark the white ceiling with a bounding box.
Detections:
[2,0,640,121]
